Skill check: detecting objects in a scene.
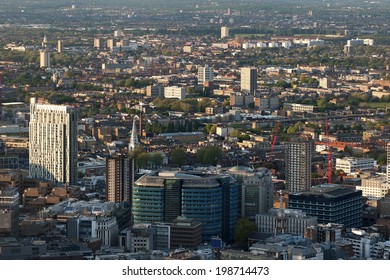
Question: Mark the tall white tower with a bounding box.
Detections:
[40,50,50,68]
[29,98,78,185]
[129,116,140,152]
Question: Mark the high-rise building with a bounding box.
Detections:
[241,168,274,220]
[29,98,78,185]
[57,39,64,54]
[39,50,50,68]
[106,154,135,203]
[94,37,103,49]
[240,67,257,93]
[221,26,229,38]
[197,64,214,84]
[133,171,238,242]
[107,38,115,51]
[285,138,313,193]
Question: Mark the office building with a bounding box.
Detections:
[285,138,313,193]
[197,64,214,84]
[29,98,78,185]
[133,172,238,242]
[39,50,50,68]
[241,168,274,220]
[335,157,376,174]
[221,26,229,38]
[67,216,97,241]
[240,67,257,93]
[288,184,363,228]
[106,154,135,203]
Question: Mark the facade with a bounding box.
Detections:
[285,138,313,193]
[240,67,257,93]
[197,64,213,84]
[221,26,229,38]
[335,157,376,174]
[67,216,97,241]
[255,208,317,236]
[106,155,135,203]
[164,86,186,100]
[29,98,78,185]
[241,168,274,220]
[94,37,103,49]
[132,172,238,242]
[39,50,50,68]
[284,103,315,113]
[288,185,363,228]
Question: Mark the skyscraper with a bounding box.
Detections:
[106,154,135,203]
[197,64,214,84]
[39,50,50,68]
[285,138,313,193]
[240,67,257,93]
[29,98,78,185]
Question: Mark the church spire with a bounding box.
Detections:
[129,116,140,152]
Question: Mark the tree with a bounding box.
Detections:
[170,149,187,166]
[197,146,223,165]
[235,218,257,250]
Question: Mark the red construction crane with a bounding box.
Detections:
[271,122,280,154]
[326,119,332,183]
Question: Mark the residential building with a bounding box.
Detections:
[240,67,257,93]
[39,49,50,68]
[285,138,313,193]
[146,84,164,98]
[106,155,135,203]
[57,39,64,54]
[221,26,229,38]
[197,64,213,84]
[164,86,186,100]
[29,98,78,185]
[288,184,363,228]
[241,168,274,220]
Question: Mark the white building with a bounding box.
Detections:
[197,64,213,84]
[255,208,317,236]
[29,98,78,185]
[164,86,186,100]
[356,175,390,199]
[335,157,376,174]
[240,67,257,94]
[307,39,325,48]
[39,50,50,68]
[96,217,119,247]
[221,26,229,38]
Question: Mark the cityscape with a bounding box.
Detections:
[1,0,390,260]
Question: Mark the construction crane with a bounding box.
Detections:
[326,119,332,183]
[0,77,3,121]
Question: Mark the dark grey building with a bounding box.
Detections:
[288,185,363,228]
